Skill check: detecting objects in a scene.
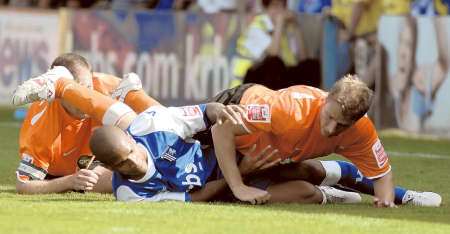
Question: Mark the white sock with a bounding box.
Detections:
[102,102,134,126]
[319,161,342,186]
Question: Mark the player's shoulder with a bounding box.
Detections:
[342,115,377,142]
[128,105,176,136]
[272,85,325,115]
[130,104,207,138]
[22,101,64,128]
[284,85,327,99]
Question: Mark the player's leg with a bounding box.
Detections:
[246,168,361,204]
[112,73,162,113]
[317,160,441,207]
[266,180,361,204]
[279,160,442,207]
[12,66,135,130]
[266,180,322,203]
[56,79,135,130]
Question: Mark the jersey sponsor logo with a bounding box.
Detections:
[161,147,177,162]
[30,106,47,126]
[246,104,271,123]
[180,106,202,117]
[372,139,388,168]
[182,162,202,190]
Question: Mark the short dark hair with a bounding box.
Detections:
[51,53,91,80]
[89,126,126,167]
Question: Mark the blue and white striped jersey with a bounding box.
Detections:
[112,104,217,202]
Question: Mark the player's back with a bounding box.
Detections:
[237,84,389,178]
[236,85,328,160]
[112,105,217,202]
[19,100,93,178]
[17,74,121,179]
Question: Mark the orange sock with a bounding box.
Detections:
[124,90,161,113]
[55,79,134,125]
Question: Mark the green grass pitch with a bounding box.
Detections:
[0,107,449,234]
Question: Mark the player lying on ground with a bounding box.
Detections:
[14,53,160,194]
[199,76,442,207]
[12,53,354,203]
[12,67,367,204]
[12,66,442,205]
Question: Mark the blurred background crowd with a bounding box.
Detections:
[1,0,450,135]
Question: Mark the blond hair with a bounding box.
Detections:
[328,74,373,121]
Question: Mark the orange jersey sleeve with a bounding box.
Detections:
[336,116,391,179]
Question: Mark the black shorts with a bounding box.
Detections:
[194,83,256,146]
[207,83,256,104]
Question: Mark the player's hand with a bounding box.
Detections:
[232,185,271,205]
[239,144,280,175]
[373,197,397,208]
[216,105,246,125]
[70,169,99,191]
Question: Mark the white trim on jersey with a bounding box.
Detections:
[366,165,392,180]
[143,191,187,202]
[129,144,156,183]
[102,102,134,126]
[129,105,207,139]
[116,185,187,202]
[116,185,144,201]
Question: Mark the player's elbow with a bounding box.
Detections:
[15,179,31,194]
[212,120,249,138]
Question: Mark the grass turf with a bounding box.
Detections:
[0,107,449,234]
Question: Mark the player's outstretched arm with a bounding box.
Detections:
[190,179,228,202]
[372,170,396,208]
[190,146,278,202]
[16,169,99,194]
[211,120,271,205]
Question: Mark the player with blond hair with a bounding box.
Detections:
[204,75,441,207]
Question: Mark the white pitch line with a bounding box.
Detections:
[387,151,449,159]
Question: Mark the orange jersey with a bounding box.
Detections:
[17,74,121,181]
[237,85,390,179]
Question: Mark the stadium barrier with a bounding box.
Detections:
[0,9,61,105]
[0,9,449,136]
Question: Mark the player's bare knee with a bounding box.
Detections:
[297,160,326,185]
[291,181,322,203]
